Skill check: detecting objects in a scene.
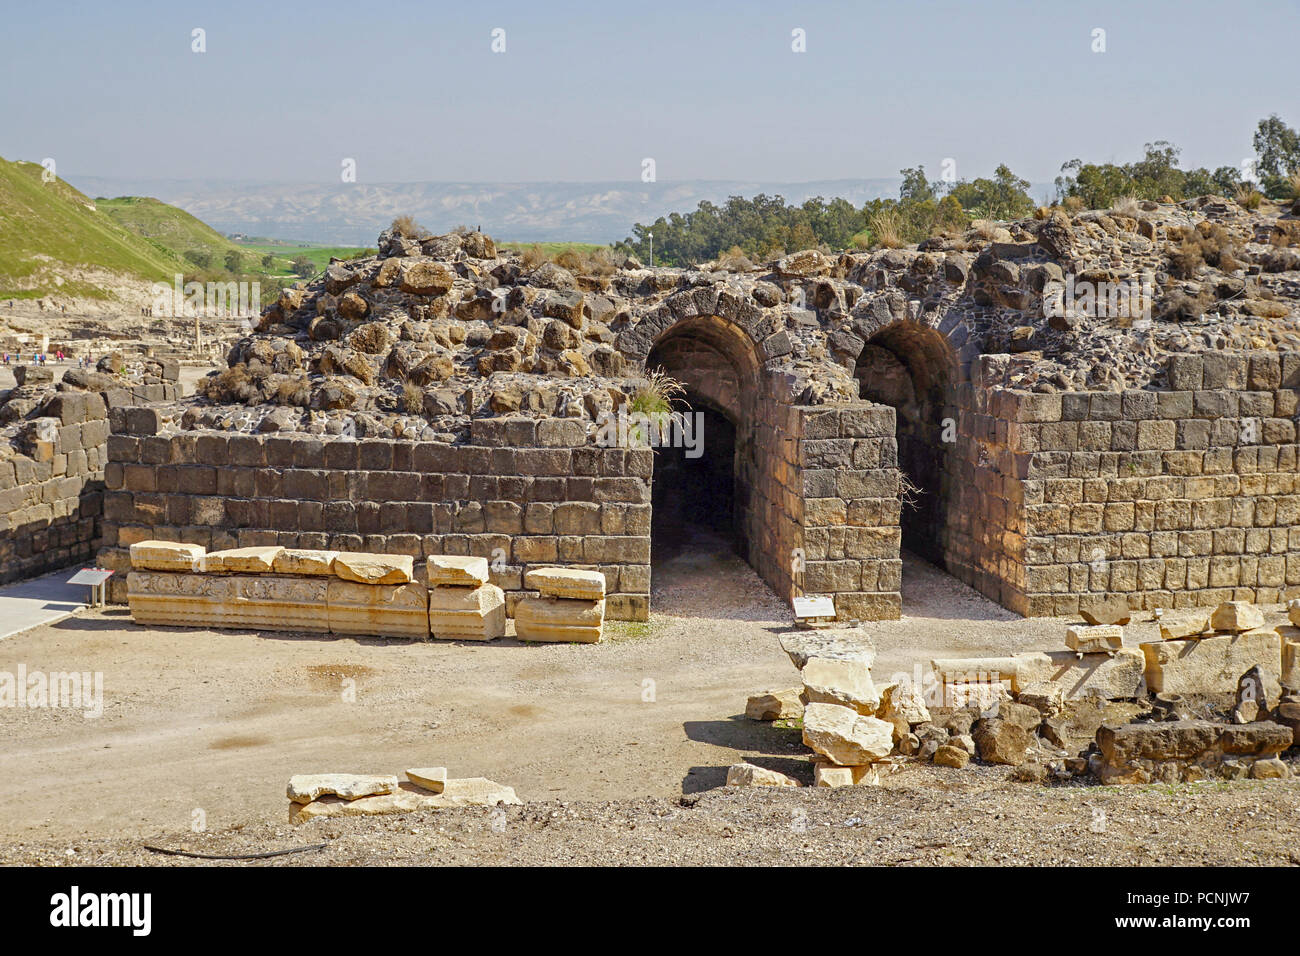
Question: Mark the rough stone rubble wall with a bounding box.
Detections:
[97,415,653,620]
[944,350,1300,615]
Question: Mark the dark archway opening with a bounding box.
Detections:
[854,324,953,566]
[650,400,737,564]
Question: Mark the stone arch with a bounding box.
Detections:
[614,287,784,371]
[641,312,769,577]
[852,320,958,566]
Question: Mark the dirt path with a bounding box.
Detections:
[0,545,1249,847]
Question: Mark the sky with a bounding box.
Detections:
[1,0,1297,186]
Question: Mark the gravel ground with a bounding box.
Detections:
[2,540,1295,865]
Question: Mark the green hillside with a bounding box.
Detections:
[0,157,185,300]
[98,195,250,274]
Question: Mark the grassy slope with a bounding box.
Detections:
[98,195,250,271]
[0,158,185,299]
[233,240,375,277]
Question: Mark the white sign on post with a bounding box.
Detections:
[793,595,835,620]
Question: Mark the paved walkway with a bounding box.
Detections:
[0,567,91,641]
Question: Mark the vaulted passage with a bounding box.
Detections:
[854,323,954,566]
[651,402,736,561]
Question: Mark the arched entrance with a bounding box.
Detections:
[645,315,761,570]
[854,322,955,566]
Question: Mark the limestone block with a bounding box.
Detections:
[876,681,930,726]
[405,767,447,793]
[203,546,284,573]
[291,778,520,823]
[225,575,329,632]
[128,540,206,572]
[1066,625,1124,654]
[1281,626,1300,690]
[426,555,489,587]
[932,656,1019,686]
[745,688,802,721]
[333,551,414,585]
[327,579,429,639]
[272,549,339,576]
[1289,599,1300,628]
[1141,630,1282,702]
[428,583,507,641]
[1159,616,1210,641]
[287,773,399,804]
[127,571,232,627]
[933,744,971,769]
[514,595,604,643]
[1012,648,1145,699]
[779,628,876,669]
[1210,601,1264,633]
[1079,593,1132,625]
[523,566,606,601]
[726,762,802,787]
[802,702,894,765]
[813,760,881,787]
[800,657,879,714]
[942,680,1011,711]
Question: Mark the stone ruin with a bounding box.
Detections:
[0,194,1293,623]
[734,599,1300,789]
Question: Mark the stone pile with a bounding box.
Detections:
[127,538,598,642]
[514,567,607,643]
[287,769,520,824]
[426,556,507,640]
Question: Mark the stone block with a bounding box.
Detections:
[128,539,206,572]
[287,773,399,803]
[812,760,881,787]
[327,579,429,639]
[802,702,893,765]
[271,549,339,576]
[1141,630,1282,702]
[1281,626,1300,690]
[800,656,879,714]
[203,546,284,573]
[726,763,802,787]
[514,595,604,643]
[428,583,507,641]
[745,688,802,721]
[1065,624,1124,654]
[523,566,606,600]
[332,551,414,585]
[426,555,490,587]
[405,768,447,793]
[1210,601,1264,633]
[127,571,232,627]
[1013,647,1145,699]
[291,777,520,824]
[223,575,329,632]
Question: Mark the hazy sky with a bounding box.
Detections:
[2,0,1296,186]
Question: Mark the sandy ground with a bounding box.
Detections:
[0,542,1292,864]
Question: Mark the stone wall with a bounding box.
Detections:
[944,350,1300,616]
[98,412,654,620]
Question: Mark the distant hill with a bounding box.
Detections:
[97,195,250,274]
[0,157,185,302]
[66,176,922,245]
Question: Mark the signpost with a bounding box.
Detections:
[67,568,114,608]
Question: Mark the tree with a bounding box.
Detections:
[1253,114,1300,197]
[224,249,243,273]
[261,254,275,268]
[290,256,316,278]
[949,164,1035,220]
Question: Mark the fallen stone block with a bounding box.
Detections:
[326,579,429,639]
[780,628,875,670]
[877,680,930,726]
[1289,599,1300,628]
[127,571,232,628]
[203,546,284,573]
[992,701,1043,732]
[428,583,507,641]
[973,718,1032,765]
[745,688,802,721]
[1250,757,1291,779]
[224,575,329,632]
[1159,615,1210,641]
[272,549,340,576]
[812,760,880,787]
[1210,601,1264,634]
[1079,593,1132,626]
[1066,624,1124,654]
[1013,648,1145,699]
[524,567,606,601]
[1040,698,1147,753]
[1140,630,1282,703]
[943,680,1012,711]
[1279,626,1299,691]
[1016,681,1065,718]
[933,744,971,769]
[291,777,520,823]
[1273,701,1300,747]
[426,555,489,587]
[726,762,802,787]
[128,540,206,572]
[287,773,399,804]
[802,702,893,765]
[332,551,414,585]
[1095,720,1292,785]
[932,656,1018,686]
[405,767,447,793]
[514,595,604,643]
[800,657,879,715]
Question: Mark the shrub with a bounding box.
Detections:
[869,209,903,249]
[1110,195,1140,216]
[1233,185,1264,210]
[390,215,430,239]
[519,244,547,269]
